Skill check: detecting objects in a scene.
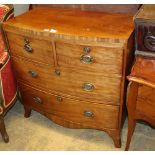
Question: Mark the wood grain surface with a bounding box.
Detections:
[12,56,121,105]
[3,7,134,148]
[19,82,119,129]
[6,32,54,65]
[136,85,155,119]
[3,7,134,43]
[56,41,123,76]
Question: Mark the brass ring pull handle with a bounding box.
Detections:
[24,44,33,53]
[24,38,33,53]
[55,69,61,76]
[56,96,63,102]
[33,96,42,104]
[28,70,38,78]
[144,34,155,51]
[84,111,94,118]
[80,55,94,64]
[82,83,94,91]
[83,47,91,54]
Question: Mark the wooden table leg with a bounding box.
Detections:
[24,105,31,118]
[125,81,139,151]
[0,116,9,143]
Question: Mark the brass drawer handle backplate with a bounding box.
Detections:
[28,70,38,78]
[24,38,33,53]
[33,96,42,104]
[83,47,91,54]
[80,55,94,64]
[55,69,61,76]
[56,96,63,102]
[82,83,94,91]
[84,111,94,118]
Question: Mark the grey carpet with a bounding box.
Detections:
[0,101,155,151]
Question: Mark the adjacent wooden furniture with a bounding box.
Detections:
[3,7,134,147]
[31,4,141,15]
[0,4,17,143]
[125,5,155,150]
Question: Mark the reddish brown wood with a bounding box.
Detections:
[32,4,141,15]
[3,7,134,148]
[129,56,155,84]
[0,116,9,143]
[125,82,139,151]
[3,7,134,43]
[24,105,32,118]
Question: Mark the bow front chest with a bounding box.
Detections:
[3,7,134,148]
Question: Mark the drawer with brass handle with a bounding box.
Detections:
[56,41,123,76]
[19,82,119,129]
[12,57,121,105]
[6,32,54,65]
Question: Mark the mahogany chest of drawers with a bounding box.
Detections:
[3,7,134,148]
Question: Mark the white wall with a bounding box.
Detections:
[13,4,30,17]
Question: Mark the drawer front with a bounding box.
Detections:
[56,42,123,76]
[136,85,155,119]
[6,32,54,65]
[12,57,121,105]
[19,82,119,129]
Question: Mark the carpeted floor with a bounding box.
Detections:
[0,101,155,151]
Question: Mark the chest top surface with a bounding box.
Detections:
[3,7,134,42]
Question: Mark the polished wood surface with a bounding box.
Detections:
[125,82,139,151]
[129,56,155,84]
[12,56,121,105]
[56,41,123,76]
[6,32,54,65]
[19,82,119,129]
[137,85,155,119]
[3,7,134,148]
[3,7,134,43]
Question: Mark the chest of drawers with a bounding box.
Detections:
[3,7,134,148]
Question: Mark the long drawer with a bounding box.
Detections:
[19,82,119,129]
[12,57,121,105]
[56,41,123,76]
[6,32,54,65]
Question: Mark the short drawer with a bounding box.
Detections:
[19,82,119,129]
[56,42,123,76]
[12,57,121,105]
[6,32,54,65]
[136,85,155,119]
